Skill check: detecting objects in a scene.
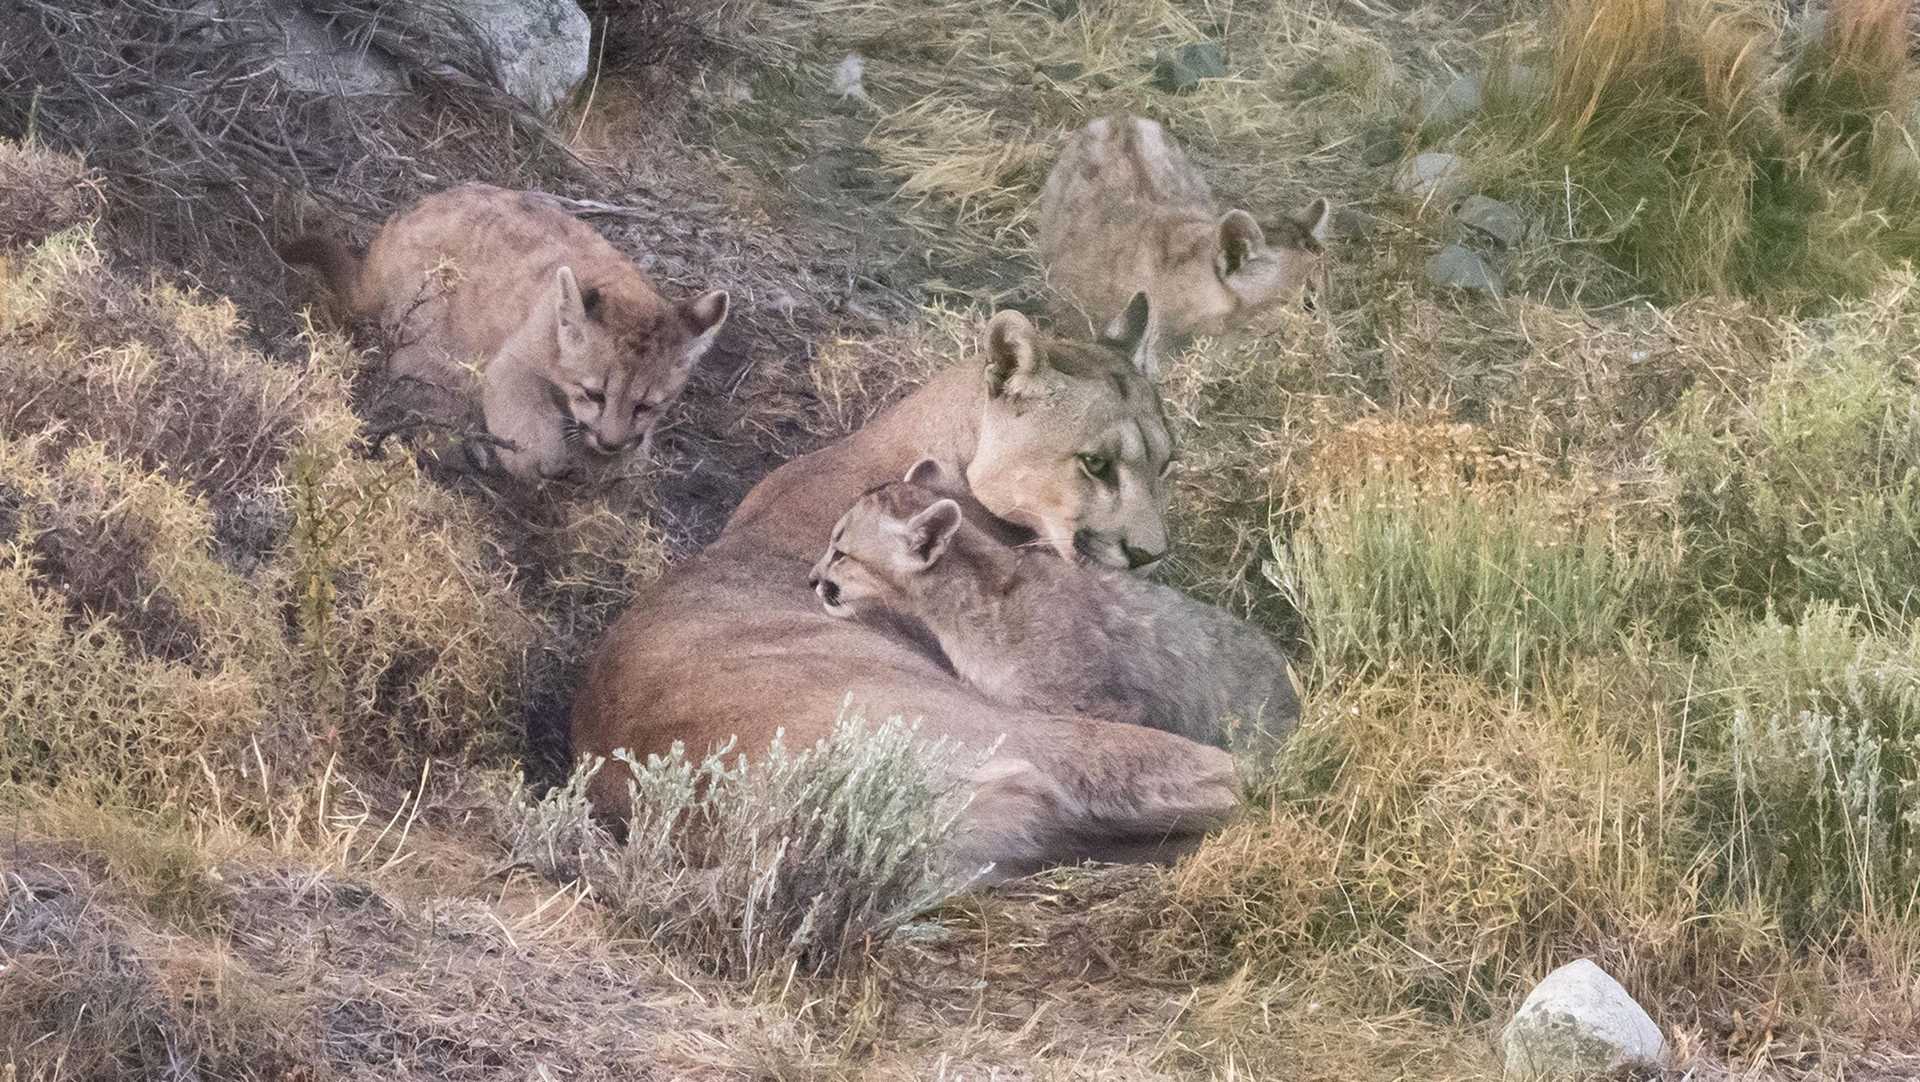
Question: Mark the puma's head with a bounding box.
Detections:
[968,294,1176,572]
[809,473,964,618]
[544,265,730,459]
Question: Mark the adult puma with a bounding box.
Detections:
[569,298,1241,880]
[281,184,729,482]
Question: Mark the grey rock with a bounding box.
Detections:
[1427,243,1503,296]
[1359,123,1406,167]
[209,0,408,96]
[1153,42,1228,93]
[1421,72,1484,128]
[1330,206,1379,240]
[1394,151,1468,199]
[454,0,592,114]
[1454,194,1529,249]
[1503,959,1666,1081]
[833,52,869,100]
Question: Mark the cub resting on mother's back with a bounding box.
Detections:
[281,183,729,483]
[1038,113,1330,374]
[811,459,1301,770]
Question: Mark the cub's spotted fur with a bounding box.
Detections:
[281,183,728,482]
[809,460,1300,767]
[1037,113,1329,373]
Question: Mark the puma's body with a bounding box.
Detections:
[281,183,728,482]
[1037,114,1329,372]
[569,302,1242,880]
[811,469,1300,769]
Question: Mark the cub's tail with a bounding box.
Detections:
[278,232,369,317]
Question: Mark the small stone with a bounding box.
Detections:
[1503,959,1666,1081]
[1359,123,1406,167]
[1454,194,1529,249]
[1394,151,1468,199]
[1421,72,1485,128]
[1426,243,1503,296]
[1153,42,1228,93]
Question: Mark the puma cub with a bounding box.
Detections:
[281,184,729,482]
[809,459,1300,765]
[1037,113,1330,373]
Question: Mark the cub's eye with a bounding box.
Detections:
[1077,453,1115,483]
[583,388,606,406]
[633,400,654,417]
[828,548,844,564]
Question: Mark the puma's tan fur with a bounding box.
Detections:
[281,183,729,482]
[1037,114,1330,373]
[810,462,1300,769]
[569,298,1242,881]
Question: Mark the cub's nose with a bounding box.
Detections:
[815,577,841,606]
[1123,542,1163,571]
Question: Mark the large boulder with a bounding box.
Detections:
[453,0,592,115]
[1502,958,1667,1080]
[237,0,590,114]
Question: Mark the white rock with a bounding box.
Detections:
[834,53,869,101]
[1502,958,1666,1081]
[452,0,592,115]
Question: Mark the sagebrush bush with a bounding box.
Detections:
[1690,604,1920,932]
[1656,333,1920,637]
[1272,468,1658,691]
[504,704,984,980]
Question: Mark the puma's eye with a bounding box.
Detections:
[633,400,652,417]
[1077,453,1115,483]
[583,388,606,406]
[828,548,844,564]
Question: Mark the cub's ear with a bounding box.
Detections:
[554,265,587,323]
[1097,290,1161,380]
[903,456,955,490]
[677,289,730,368]
[903,498,963,568]
[1215,209,1266,277]
[1293,196,1331,250]
[984,309,1042,399]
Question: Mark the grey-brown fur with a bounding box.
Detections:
[1036,113,1330,374]
[811,462,1301,769]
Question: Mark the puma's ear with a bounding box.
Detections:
[903,456,952,489]
[1215,209,1266,277]
[1293,196,1331,250]
[1097,290,1161,380]
[903,498,963,567]
[984,309,1042,399]
[554,265,586,323]
[677,289,730,369]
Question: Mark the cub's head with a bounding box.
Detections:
[968,294,1175,573]
[545,265,730,459]
[809,469,964,619]
[1151,197,1331,341]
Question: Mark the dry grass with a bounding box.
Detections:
[8,0,1920,1076]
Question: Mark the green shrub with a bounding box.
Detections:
[1656,346,1920,637]
[1690,604,1920,931]
[1271,476,1658,690]
[504,704,985,980]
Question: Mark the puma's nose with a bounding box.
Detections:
[1123,542,1163,571]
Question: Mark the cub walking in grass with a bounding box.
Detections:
[281,183,729,484]
[808,459,1300,768]
[1037,113,1330,375]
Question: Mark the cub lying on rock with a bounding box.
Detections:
[809,459,1301,768]
[281,183,729,483]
